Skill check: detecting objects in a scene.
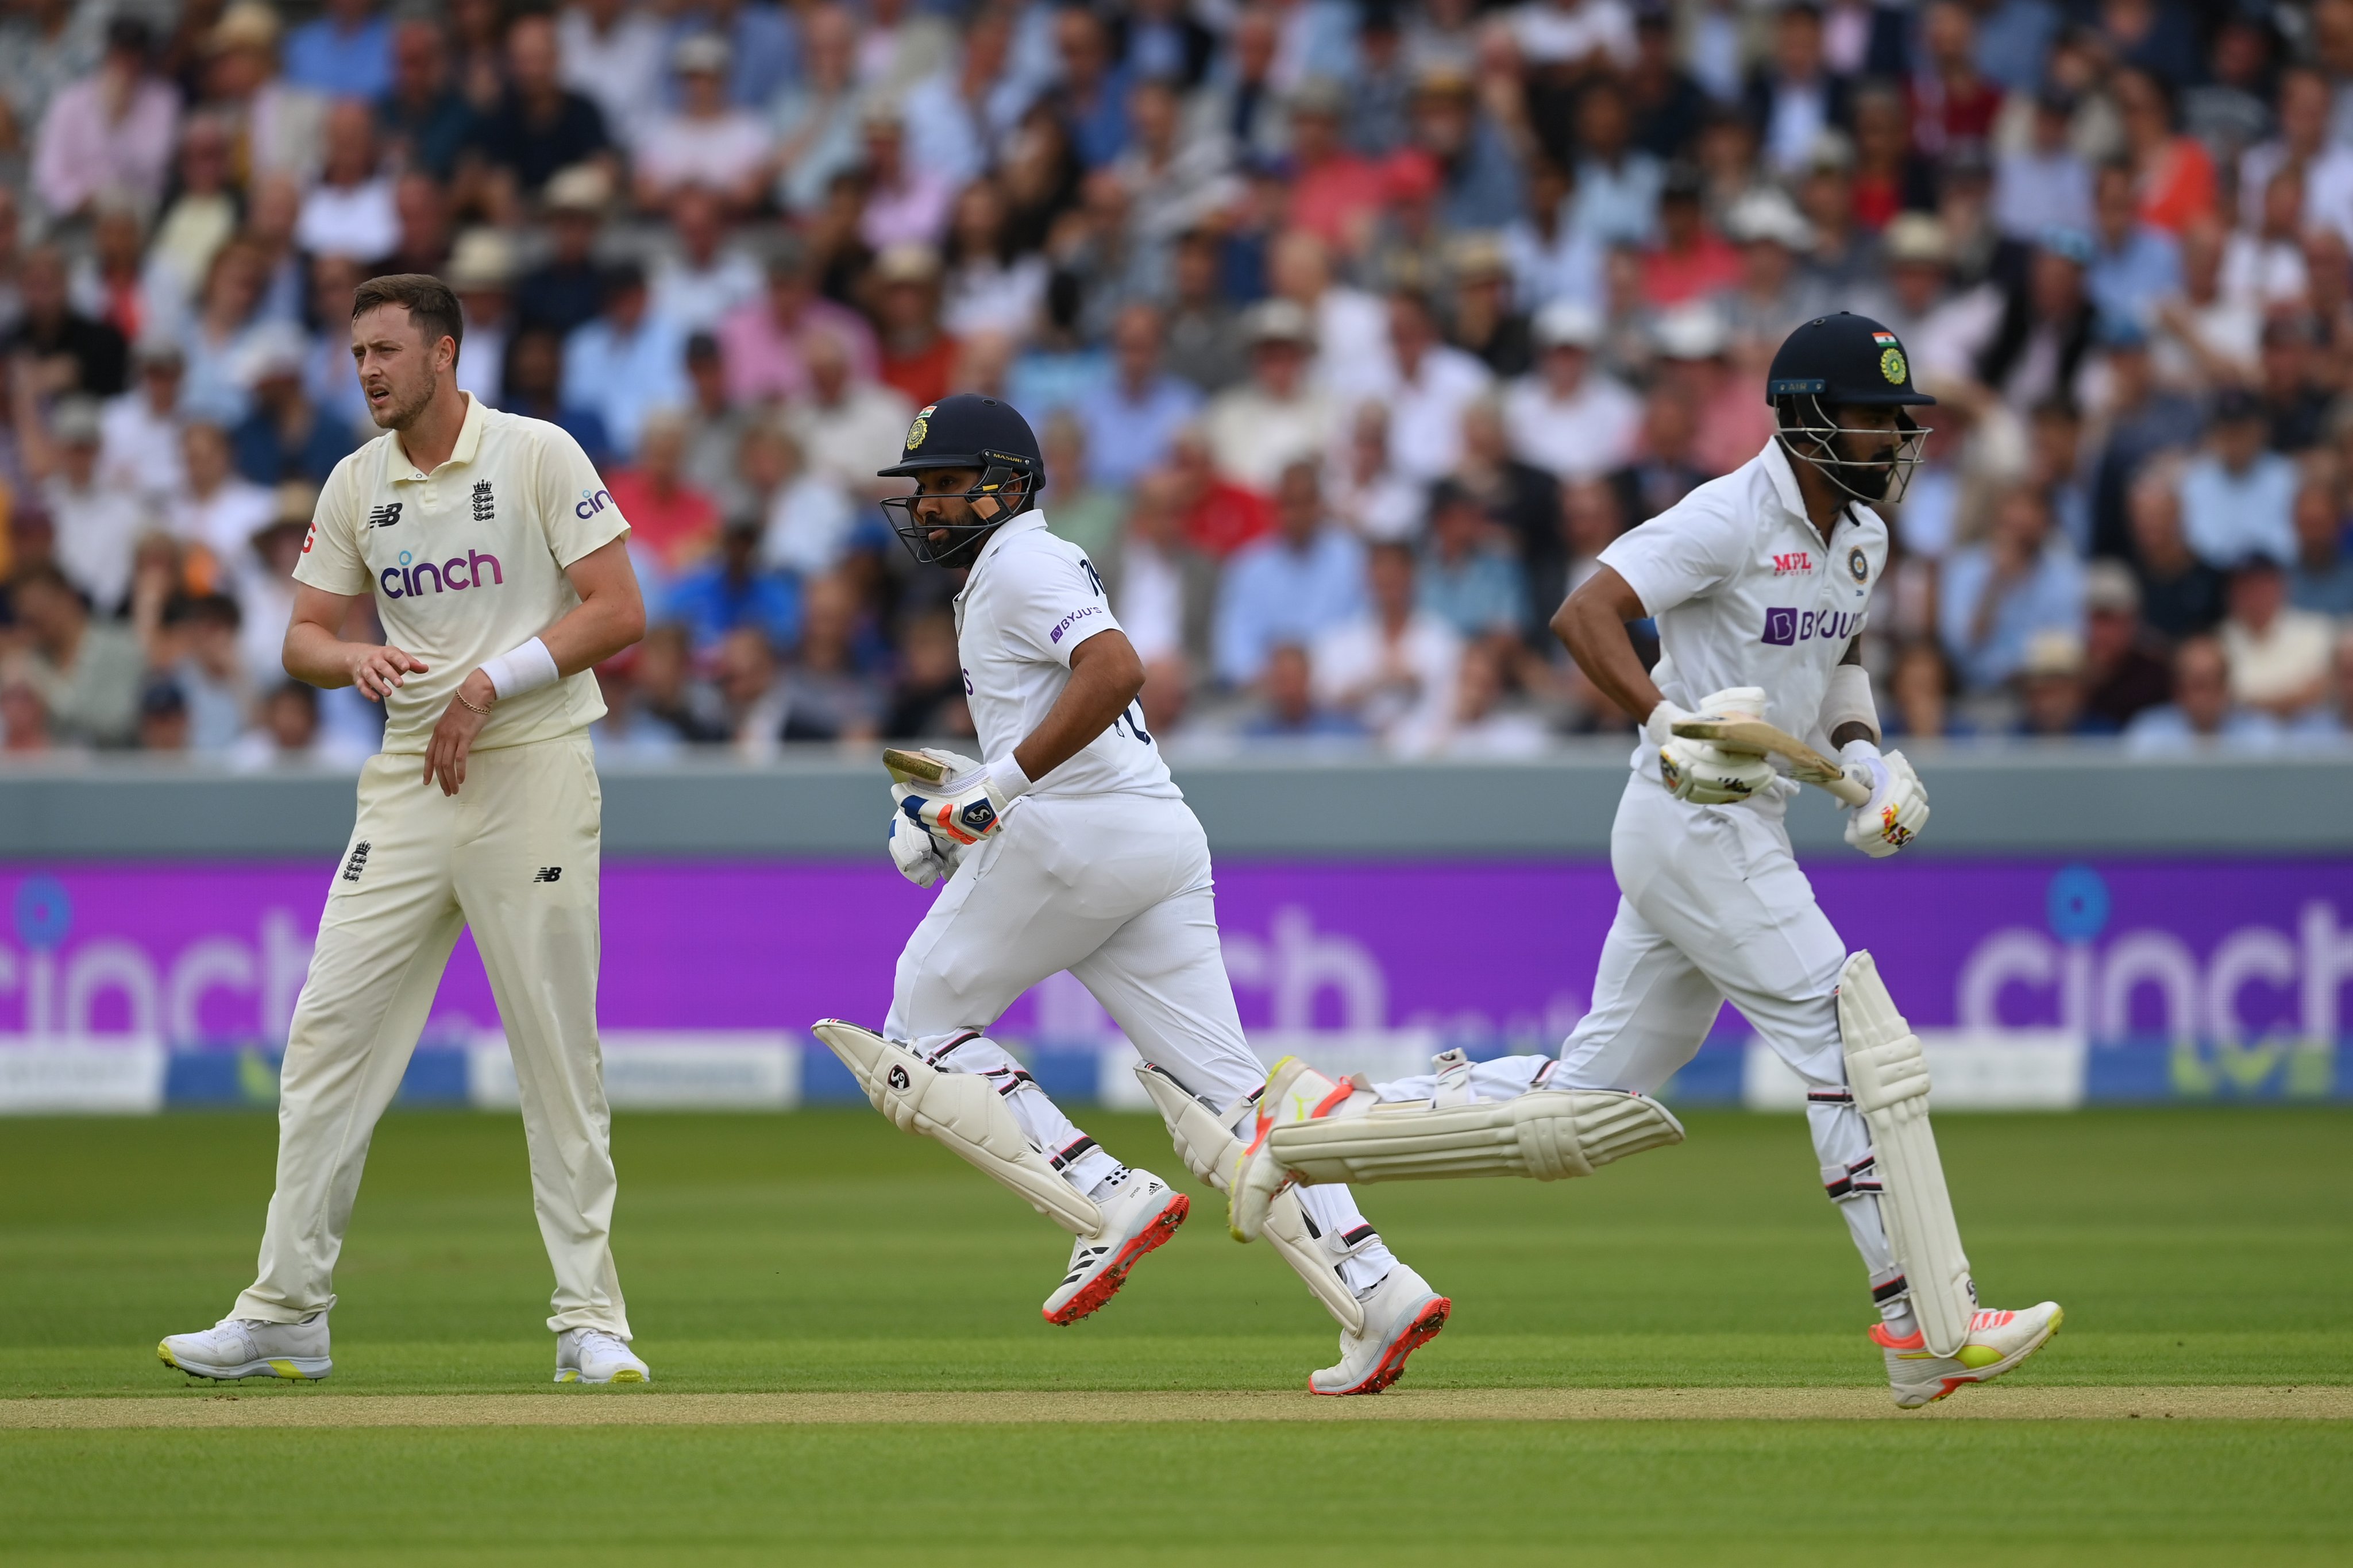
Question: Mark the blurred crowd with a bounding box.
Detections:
[2,0,2353,766]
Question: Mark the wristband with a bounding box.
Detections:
[985,753,1035,804]
[1823,663,1880,744]
[479,636,559,701]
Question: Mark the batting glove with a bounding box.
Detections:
[886,807,955,887]
[1839,739,1930,858]
[1650,688,1777,805]
[897,755,1034,848]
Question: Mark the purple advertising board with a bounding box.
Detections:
[3,858,2347,1053]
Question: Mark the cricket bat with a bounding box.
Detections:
[1670,719,1873,807]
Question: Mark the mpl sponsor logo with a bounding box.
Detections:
[1761,607,1865,646]
[380,548,503,599]
[1772,551,1814,576]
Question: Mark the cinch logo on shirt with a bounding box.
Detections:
[1772,551,1814,576]
[574,486,613,520]
[1762,607,1865,646]
[1048,605,1104,644]
[380,548,504,599]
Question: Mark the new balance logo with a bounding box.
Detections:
[533,866,562,883]
[471,480,495,522]
[366,503,403,530]
[341,840,372,882]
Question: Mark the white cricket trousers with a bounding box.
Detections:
[233,732,629,1338]
[1375,774,1905,1313]
[884,791,1388,1270]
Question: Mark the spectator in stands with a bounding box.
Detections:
[9,244,126,400]
[2080,561,2173,731]
[2289,481,2353,617]
[2125,634,2282,755]
[1162,227,1247,393]
[1884,638,1956,739]
[883,610,974,741]
[777,573,885,743]
[1108,469,1218,671]
[1199,300,1334,496]
[134,678,190,753]
[9,563,142,747]
[1243,642,1365,744]
[1938,483,2086,694]
[1640,163,1741,308]
[26,396,144,620]
[662,517,802,657]
[1378,288,1492,482]
[1568,75,1662,249]
[1213,459,1367,689]
[380,15,475,182]
[203,3,327,188]
[1312,539,1462,756]
[228,679,368,771]
[230,325,359,488]
[461,10,612,219]
[514,165,611,339]
[635,34,774,215]
[2290,628,2353,744]
[2219,557,2335,720]
[2012,631,2108,737]
[1080,304,1201,495]
[2127,468,2224,642]
[168,420,272,580]
[719,235,879,405]
[787,331,914,499]
[1442,638,1552,757]
[1503,300,1641,483]
[2085,316,2201,559]
[1995,87,2092,242]
[871,243,958,411]
[2177,388,2298,569]
[649,190,763,337]
[154,593,249,754]
[2,671,61,754]
[563,261,689,459]
[500,327,612,466]
[1417,480,1526,644]
[32,16,178,222]
[286,0,392,99]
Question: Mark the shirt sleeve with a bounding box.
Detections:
[1002,544,1121,669]
[290,455,371,596]
[531,420,631,567]
[1596,491,1751,619]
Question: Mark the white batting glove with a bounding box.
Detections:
[886,808,954,887]
[1650,688,1777,805]
[896,754,1033,847]
[1839,739,1930,858]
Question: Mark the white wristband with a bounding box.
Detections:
[479,636,560,701]
[1822,663,1879,744]
[985,753,1034,803]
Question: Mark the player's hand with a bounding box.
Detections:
[346,643,428,701]
[1650,689,1776,805]
[1840,739,1929,858]
[422,669,496,797]
[895,760,1017,847]
[886,808,955,886]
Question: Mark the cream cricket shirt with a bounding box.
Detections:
[294,395,630,753]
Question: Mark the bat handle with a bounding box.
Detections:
[1822,769,1872,808]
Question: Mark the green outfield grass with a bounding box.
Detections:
[3,1106,2349,1564]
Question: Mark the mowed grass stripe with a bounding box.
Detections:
[11,1385,2350,1427]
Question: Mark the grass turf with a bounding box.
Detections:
[3,1106,2348,1563]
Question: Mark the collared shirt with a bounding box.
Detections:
[1599,438,1890,785]
[1213,525,1368,686]
[1078,374,1202,492]
[284,15,394,99]
[2178,451,2298,568]
[561,312,690,457]
[1503,368,1642,480]
[1937,539,2085,693]
[294,395,630,754]
[955,510,1178,800]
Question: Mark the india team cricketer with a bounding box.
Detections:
[160,275,653,1386]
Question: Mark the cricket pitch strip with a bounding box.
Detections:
[6,1385,2347,1429]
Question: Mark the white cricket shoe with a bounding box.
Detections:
[1042,1167,1189,1326]
[157,1312,331,1381]
[1309,1262,1450,1395]
[555,1328,650,1384]
[1872,1301,2063,1408]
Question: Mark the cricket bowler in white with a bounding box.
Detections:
[160,275,652,1387]
[813,393,1450,1395]
[1227,315,2062,1409]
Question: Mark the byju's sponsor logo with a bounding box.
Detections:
[1761,607,1864,646]
[574,486,613,520]
[380,549,504,599]
[1048,604,1104,644]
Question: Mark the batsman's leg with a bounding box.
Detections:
[1077,886,1450,1393]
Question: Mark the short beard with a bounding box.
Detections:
[371,370,438,431]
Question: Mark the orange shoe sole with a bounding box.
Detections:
[1043,1193,1190,1326]
[1314,1295,1452,1396]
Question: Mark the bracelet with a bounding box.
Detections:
[455,690,493,717]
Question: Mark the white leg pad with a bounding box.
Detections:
[1267,1088,1685,1184]
[1837,952,1976,1358]
[813,1020,1105,1238]
[1132,1061,1365,1335]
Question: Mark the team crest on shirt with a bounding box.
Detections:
[1848,546,1869,584]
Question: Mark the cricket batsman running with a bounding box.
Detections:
[1226,314,2063,1408]
[160,275,651,1385]
[815,393,1450,1395]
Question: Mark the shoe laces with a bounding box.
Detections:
[573,1328,628,1356]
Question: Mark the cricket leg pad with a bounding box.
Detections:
[1266,1087,1685,1185]
[1837,953,1977,1358]
[813,1020,1105,1238]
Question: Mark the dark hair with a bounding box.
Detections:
[350,273,464,363]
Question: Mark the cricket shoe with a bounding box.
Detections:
[1310,1262,1451,1396]
[157,1312,331,1381]
[555,1328,650,1384]
[1043,1167,1189,1325]
[1873,1301,2063,1408]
